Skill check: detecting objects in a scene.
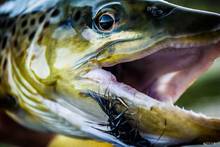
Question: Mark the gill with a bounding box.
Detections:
[7,10,58,113]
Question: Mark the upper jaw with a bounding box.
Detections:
[101,30,220,103]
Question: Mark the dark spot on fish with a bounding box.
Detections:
[74,10,81,22]
[29,31,36,41]
[0,20,6,28]
[51,9,60,17]
[20,14,27,19]
[21,19,28,28]
[11,25,16,35]
[39,14,46,23]
[37,35,43,44]
[44,21,50,28]
[150,106,154,111]
[0,95,18,109]
[31,11,38,15]
[59,18,73,28]
[7,19,14,28]
[22,29,28,36]
[14,39,18,48]
[2,36,7,49]
[46,7,53,13]
[30,18,36,26]
[2,59,7,70]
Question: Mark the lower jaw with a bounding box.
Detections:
[176,59,220,118]
[83,67,220,146]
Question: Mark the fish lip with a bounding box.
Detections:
[100,29,220,68]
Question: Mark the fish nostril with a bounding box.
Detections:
[145,3,175,19]
[146,6,164,18]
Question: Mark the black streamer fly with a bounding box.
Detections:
[86,90,151,147]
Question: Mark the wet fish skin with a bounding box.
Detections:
[0,0,220,146]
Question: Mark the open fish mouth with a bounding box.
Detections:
[72,2,220,145]
[104,38,220,104]
[81,32,220,146]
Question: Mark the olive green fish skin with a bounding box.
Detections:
[0,0,220,146]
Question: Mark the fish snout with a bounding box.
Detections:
[152,1,220,36]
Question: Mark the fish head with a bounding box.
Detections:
[67,0,220,146]
[11,0,220,146]
[46,0,220,73]
[54,0,220,101]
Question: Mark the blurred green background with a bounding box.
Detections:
[168,0,220,13]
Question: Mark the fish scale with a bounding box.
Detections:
[0,0,66,133]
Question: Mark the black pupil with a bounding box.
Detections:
[99,14,114,31]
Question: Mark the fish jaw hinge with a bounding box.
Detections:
[87,91,151,147]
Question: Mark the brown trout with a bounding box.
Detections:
[0,0,220,146]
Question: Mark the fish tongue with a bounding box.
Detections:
[83,68,159,106]
[82,68,220,146]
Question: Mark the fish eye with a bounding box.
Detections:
[94,12,116,32]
